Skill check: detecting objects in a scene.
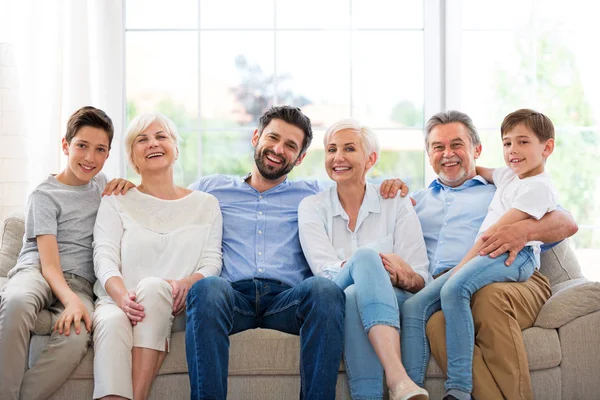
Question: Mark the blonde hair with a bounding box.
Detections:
[323,119,380,160]
[125,113,181,174]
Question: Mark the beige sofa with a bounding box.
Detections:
[1,212,599,399]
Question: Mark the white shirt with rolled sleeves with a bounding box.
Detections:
[298,183,431,284]
[478,166,559,255]
[92,188,223,303]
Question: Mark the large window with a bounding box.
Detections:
[125,0,426,189]
[125,0,600,280]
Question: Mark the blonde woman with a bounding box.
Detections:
[91,113,223,400]
[298,119,431,400]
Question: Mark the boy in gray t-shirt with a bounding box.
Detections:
[0,106,114,400]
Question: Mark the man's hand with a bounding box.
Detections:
[166,277,196,316]
[379,179,409,199]
[118,290,145,325]
[478,224,528,266]
[54,295,92,336]
[102,178,136,196]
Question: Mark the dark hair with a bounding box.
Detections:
[501,109,555,142]
[65,106,114,148]
[257,106,313,154]
[425,110,480,151]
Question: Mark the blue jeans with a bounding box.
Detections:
[333,247,413,400]
[401,247,537,394]
[185,275,345,400]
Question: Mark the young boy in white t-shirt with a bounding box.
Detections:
[404,109,559,400]
[0,106,113,400]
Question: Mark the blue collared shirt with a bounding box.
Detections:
[188,174,320,286]
[412,176,496,276]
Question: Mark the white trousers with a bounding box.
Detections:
[92,277,174,399]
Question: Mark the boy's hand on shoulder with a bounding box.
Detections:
[54,294,92,336]
[103,178,136,196]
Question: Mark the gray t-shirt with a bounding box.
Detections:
[13,173,108,283]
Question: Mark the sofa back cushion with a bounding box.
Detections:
[0,212,25,278]
[539,239,583,290]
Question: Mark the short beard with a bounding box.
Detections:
[254,147,296,181]
[438,167,468,187]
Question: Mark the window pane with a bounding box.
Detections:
[460,31,533,129]
[201,130,253,177]
[200,0,274,29]
[126,32,198,129]
[276,31,350,129]
[352,0,423,29]
[352,32,424,128]
[126,0,197,30]
[277,0,350,29]
[200,32,274,128]
[461,0,532,30]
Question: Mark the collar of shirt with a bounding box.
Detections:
[330,183,381,217]
[427,175,490,191]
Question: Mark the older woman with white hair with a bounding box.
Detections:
[298,119,431,400]
[91,113,222,400]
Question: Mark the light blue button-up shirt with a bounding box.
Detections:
[189,174,320,286]
[412,176,495,276]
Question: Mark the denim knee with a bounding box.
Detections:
[303,276,345,316]
[187,276,232,311]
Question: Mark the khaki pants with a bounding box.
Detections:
[426,269,551,400]
[93,277,174,400]
[0,266,94,400]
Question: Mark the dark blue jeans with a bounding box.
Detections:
[185,276,345,400]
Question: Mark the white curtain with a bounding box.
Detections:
[4,0,124,193]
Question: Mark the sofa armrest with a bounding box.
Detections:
[534,280,600,329]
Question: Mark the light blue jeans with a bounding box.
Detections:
[333,247,413,400]
[400,247,537,395]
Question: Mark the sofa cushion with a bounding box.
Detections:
[535,281,600,329]
[539,239,583,289]
[0,212,25,278]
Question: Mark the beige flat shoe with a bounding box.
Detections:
[389,380,429,400]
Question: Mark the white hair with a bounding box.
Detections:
[323,118,380,159]
[125,113,182,174]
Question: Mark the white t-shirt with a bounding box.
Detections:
[298,183,431,284]
[93,188,223,303]
[478,167,559,253]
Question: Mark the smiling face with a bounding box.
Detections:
[61,126,110,185]
[131,121,178,174]
[251,118,306,181]
[427,122,482,187]
[325,128,376,185]
[502,123,554,179]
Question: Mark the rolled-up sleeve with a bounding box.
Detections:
[393,197,432,284]
[93,196,124,289]
[298,197,343,280]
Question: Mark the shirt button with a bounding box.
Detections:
[446,202,451,206]
[259,195,263,199]
[258,251,262,256]
[258,268,263,273]
[444,222,448,226]
[440,241,444,245]
[258,230,262,235]
[258,211,263,215]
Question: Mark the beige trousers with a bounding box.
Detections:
[426,270,552,400]
[93,277,174,399]
[0,266,94,400]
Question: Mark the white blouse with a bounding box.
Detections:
[93,188,223,302]
[298,183,431,284]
